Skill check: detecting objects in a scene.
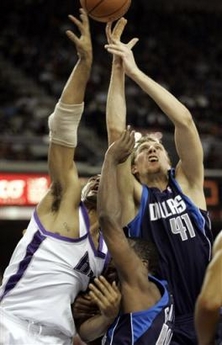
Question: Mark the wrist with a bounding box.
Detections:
[102,314,116,327]
[105,152,119,166]
[127,66,140,79]
[112,59,122,69]
[79,52,93,67]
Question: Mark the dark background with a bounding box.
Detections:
[0,0,222,275]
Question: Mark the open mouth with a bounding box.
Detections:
[148,156,158,162]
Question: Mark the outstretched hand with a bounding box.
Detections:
[105,18,138,75]
[66,8,92,62]
[106,17,127,44]
[105,36,138,76]
[106,126,135,164]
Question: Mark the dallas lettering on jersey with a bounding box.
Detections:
[149,195,186,220]
[149,195,196,241]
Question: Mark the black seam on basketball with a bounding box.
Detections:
[86,0,107,14]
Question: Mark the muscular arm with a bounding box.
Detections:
[98,129,150,312]
[37,9,92,236]
[48,10,92,188]
[105,20,141,226]
[127,68,204,186]
[105,36,205,208]
[195,232,222,345]
[106,21,126,145]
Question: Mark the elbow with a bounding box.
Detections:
[180,108,194,128]
[197,294,221,313]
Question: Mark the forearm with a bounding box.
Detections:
[61,56,92,104]
[78,314,114,342]
[128,67,191,126]
[106,61,126,144]
[98,155,120,222]
[195,303,219,345]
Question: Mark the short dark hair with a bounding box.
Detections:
[128,237,159,275]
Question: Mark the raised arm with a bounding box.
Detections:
[37,9,92,236]
[98,128,157,314]
[105,18,128,145]
[105,38,205,208]
[105,20,141,226]
[48,9,92,185]
[194,231,222,345]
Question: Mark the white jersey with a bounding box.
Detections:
[0,203,109,338]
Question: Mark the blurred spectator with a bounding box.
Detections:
[0,1,222,167]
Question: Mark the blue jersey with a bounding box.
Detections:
[126,169,213,317]
[103,275,174,345]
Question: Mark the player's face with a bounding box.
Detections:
[81,174,101,207]
[132,140,171,177]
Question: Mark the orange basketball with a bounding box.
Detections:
[80,0,131,23]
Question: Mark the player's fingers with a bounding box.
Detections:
[112,17,127,40]
[79,8,90,29]
[68,14,83,31]
[111,281,121,294]
[66,30,79,45]
[88,290,103,307]
[105,22,112,43]
[127,37,139,49]
[120,128,135,152]
[89,284,107,305]
[93,277,112,296]
[97,276,117,294]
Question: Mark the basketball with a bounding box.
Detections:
[80,0,131,23]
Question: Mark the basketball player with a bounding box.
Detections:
[195,230,222,345]
[104,18,213,345]
[73,128,174,344]
[0,9,110,345]
[95,128,174,344]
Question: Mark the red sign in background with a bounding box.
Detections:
[0,174,51,206]
[0,174,221,220]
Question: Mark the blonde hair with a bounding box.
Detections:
[131,133,163,165]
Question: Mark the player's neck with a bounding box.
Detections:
[141,172,169,191]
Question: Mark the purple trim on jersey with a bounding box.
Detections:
[34,205,107,259]
[79,203,107,259]
[34,207,89,243]
[80,202,90,232]
[0,231,45,302]
[81,203,107,259]
[87,229,107,259]
[104,251,111,269]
